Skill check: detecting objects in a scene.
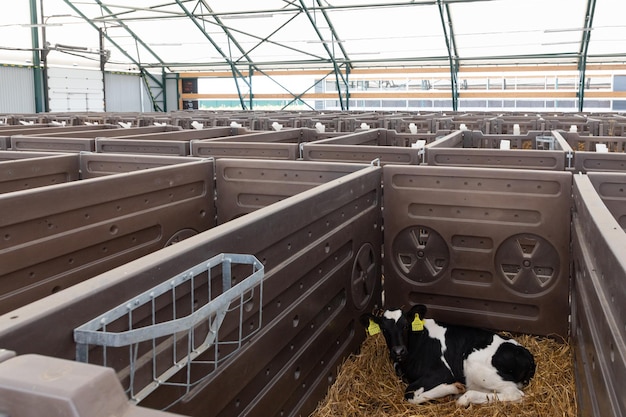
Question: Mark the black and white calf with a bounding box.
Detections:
[360,304,536,406]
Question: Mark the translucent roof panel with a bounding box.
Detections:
[451,0,587,63]
[587,0,626,62]
[322,4,449,64]
[0,0,624,71]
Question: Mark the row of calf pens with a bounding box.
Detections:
[3,109,626,136]
[0,110,624,417]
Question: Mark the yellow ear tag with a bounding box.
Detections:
[367,319,381,336]
[412,316,425,332]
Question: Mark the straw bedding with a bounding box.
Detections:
[310,332,576,417]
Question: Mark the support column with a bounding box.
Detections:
[30,0,44,113]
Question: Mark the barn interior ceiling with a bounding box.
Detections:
[19,0,625,73]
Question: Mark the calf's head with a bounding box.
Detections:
[359,304,427,363]
[492,341,537,388]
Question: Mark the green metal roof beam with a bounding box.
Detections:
[62,0,166,111]
[61,0,165,87]
[577,0,596,112]
[196,1,255,66]
[437,0,459,111]
[186,0,502,17]
[280,67,347,111]
[93,0,170,70]
[298,0,349,110]
[233,14,305,64]
[194,0,270,110]
[194,0,259,109]
[192,1,320,110]
[179,0,316,112]
[90,6,329,62]
[87,2,186,20]
[202,14,328,63]
[174,0,251,110]
[314,0,352,69]
[135,50,603,70]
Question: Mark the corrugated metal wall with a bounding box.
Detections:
[0,67,166,113]
[165,74,179,113]
[0,66,36,113]
[105,72,155,112]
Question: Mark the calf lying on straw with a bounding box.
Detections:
[360,304,536,406]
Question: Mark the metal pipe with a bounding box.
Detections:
[30,0,44,113]
[99,27,106,111]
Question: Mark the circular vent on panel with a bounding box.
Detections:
[495,233,559,295]
[351,243,378,310]
[391,226,449,283]
[164,228,198,247]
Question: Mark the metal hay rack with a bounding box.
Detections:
[74,253,264,409]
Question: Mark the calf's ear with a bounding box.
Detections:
[359,313,373,328]
[359,313,382,336]
[406,304,428,321]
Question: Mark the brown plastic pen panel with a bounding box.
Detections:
[545,117,589,134]
[302,143,421,165]
[387,117,435,134]
[0,354,185,417]
[202,127,321,144]
[214,158,370,223]
[78,153,206,178]
[97,126,245,141]
[11,135,96,152]
[0,153,80,193]
[425,130,570,170]
[495,117,542,135]
[561,131,626,173]
[585,171,626,228]
[94,127,249,156]
[309,129,387,146]
[191,128,322,160]
[0,159,215,314]
[96,138,191,156]
[382,165,572,337]
[10,126,183,152]
[564,132,626,152]
[0,150,64,161]
[345,117,389,132]
[385,131,444,147]
[32,125,182,138]
[0,124,120,149]
[0,152,201,189]
[573,151,626,173]
[571,173,626,417]
[302,129,421,164]
[0,165,383,417]
[192,141,299,160]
